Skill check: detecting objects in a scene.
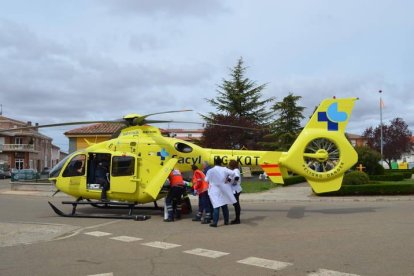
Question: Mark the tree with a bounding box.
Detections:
[260,93,305,150]
[363,118,413,168]
[201,115,260,149]
[202,57,274,149]
[353,146,384,175]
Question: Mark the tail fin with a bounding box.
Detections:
[279,97,358,193]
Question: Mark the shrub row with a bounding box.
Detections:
[283,175,306,186]
[369,174,406,181]
[319,183,414,196]
[384,170,413,179]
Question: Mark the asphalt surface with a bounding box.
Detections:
[1,178,414,276]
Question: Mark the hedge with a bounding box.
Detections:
[283,175,306,186]
[369,174,405,181]
[385,170,413,179]
[318,183,414,196]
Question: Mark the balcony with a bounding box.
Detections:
[0,144,39,153]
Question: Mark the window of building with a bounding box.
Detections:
[112,156,135,176]
[15,137,23,144]
[15,159,24,170]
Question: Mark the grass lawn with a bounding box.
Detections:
[241,178,279,193]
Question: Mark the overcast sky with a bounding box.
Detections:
[0,0,413,152]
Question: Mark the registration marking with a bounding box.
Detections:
[142,241,181,249]
[308,269,361,276]
[237,257,292,270]
[84,231,112,237]
[184,248,230,258]
[110,236,143,242]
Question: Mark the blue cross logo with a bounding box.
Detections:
[157,148,169,160]
[318,102,348,131]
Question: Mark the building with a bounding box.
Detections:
[64,123,125,153]
[0,115,60,171]
[346,133,368,147]
[64,123,202,152]
[167,128,204,142]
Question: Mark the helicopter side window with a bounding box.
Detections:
[112,156,135,176]
[174,142,193,153]
[62,155,86,177]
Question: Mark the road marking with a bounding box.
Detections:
[87,273,113,276]
[184,248,230,258]
[308,269,361,276]
[84,231,112,237]
[237,257,292,270]
[142,241,181,249]
[110,236,143,242]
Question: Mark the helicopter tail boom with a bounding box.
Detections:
[279,97,358,193]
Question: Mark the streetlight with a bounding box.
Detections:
[379,90,384,167]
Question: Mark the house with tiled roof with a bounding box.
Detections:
[167,128,204,141]
[346,133,368,147]
[64,123,125,153]
[0,115,60,171]
[64,123,171,153]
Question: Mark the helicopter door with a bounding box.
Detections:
[87,153,111,191]
[110,155,137,194]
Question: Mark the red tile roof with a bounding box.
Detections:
[64,123,169,135]
[64,123,125,135]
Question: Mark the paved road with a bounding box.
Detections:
[1,179,414,276]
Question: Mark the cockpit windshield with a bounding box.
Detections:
[49,152,77,178]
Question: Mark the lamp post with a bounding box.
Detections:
[379,90,384,167]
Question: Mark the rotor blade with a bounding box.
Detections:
[142,109,193,119]
[0,120,125,133]
[166,120,261,131]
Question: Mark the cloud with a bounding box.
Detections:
[100,0,228,17]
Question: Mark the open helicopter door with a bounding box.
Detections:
[86,153,111,191]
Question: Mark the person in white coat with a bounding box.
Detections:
[229,159,242,224]
[205,156,236,227]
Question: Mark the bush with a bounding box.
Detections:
[369,174,405,181]
[283,175,306,186]
[354,146,383,175]
[385,170,413,179]
[342,171,370,185]
[320,183,414,196]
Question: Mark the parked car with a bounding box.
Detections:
[41,167,50,175]
[0,169,11,179]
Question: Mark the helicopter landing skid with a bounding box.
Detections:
[89,200,162,211]
[48,201,151,221]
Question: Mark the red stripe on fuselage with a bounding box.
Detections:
[261,164,279,168]
[267,172,282,176]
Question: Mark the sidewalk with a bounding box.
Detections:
[1,180,413,202]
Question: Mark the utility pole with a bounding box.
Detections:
[379,90,384,167]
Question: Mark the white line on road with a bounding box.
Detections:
[237,257,293,271]
[308,269,361,276]
[84,231,112,237]
[142,241,181,249]
[110,236,143,242]
[87,273,113,276]
[183,248,230,258]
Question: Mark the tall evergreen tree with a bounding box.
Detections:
[202,57,274,149]
[205,57,274,125]
[260,93,305,150]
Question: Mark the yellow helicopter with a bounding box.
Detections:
[1,97,358,220]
